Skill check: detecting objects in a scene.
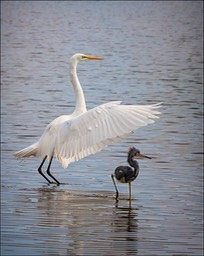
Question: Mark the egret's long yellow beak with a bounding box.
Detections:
[85,55,104,60]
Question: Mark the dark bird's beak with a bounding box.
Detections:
[137,153,152,159]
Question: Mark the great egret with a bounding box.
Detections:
[15,53,162,185]
[111,147,151,200]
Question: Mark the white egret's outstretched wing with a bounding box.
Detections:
[55,101,162,168]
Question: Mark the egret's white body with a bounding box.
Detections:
[15,53,162,183]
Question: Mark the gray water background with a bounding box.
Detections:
[1,1,203,255]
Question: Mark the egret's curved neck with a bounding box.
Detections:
[70,60,87,116]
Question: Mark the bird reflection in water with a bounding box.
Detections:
[112,147,151,201]
[111,201,139,255]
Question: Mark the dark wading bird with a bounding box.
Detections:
[14,53,161,185]
[111,147,151,200]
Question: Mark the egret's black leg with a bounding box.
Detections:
[46,156,60,186]
[111,174,119,200]
[38,156,52,184]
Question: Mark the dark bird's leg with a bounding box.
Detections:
[128,182,132,201]
[111,174,119,200]
[46,156,60,186]
[38,156,52,184]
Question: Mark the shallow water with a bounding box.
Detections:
[1,1,203,255]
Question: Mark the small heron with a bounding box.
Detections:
[111,147,151,200]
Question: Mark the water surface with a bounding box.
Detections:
[1,1,203,255]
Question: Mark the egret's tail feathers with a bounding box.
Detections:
[14,143,38,159]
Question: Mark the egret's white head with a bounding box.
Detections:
[70,53,104,64]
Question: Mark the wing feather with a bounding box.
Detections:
[55,101,162,168]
